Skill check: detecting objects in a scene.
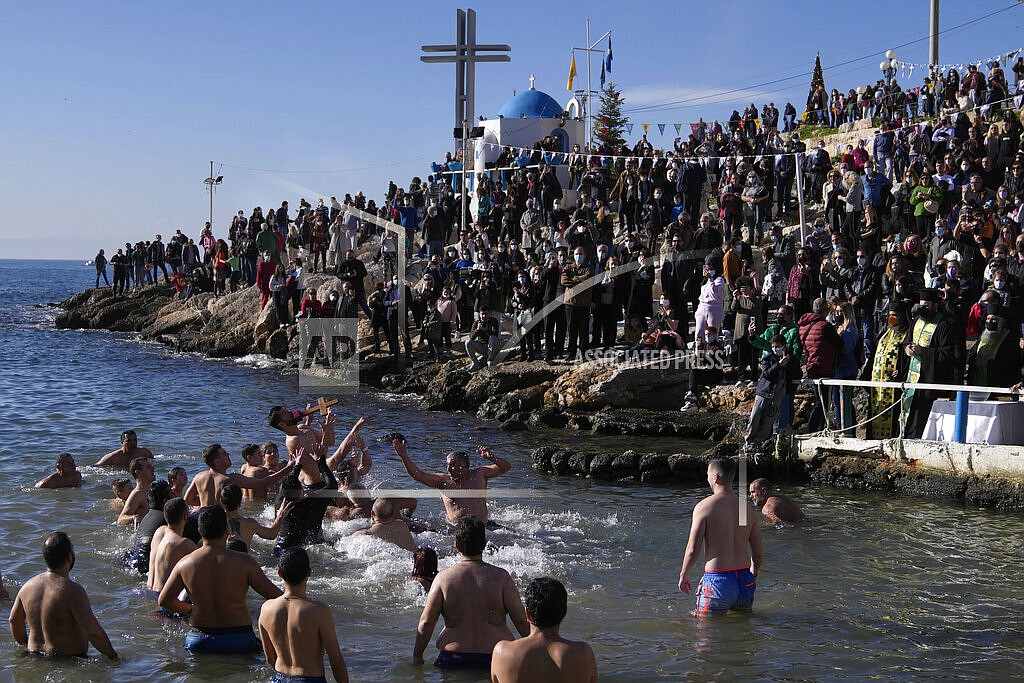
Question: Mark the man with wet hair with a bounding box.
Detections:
[117,456,155,527]
[97,429,153,467]
[491,576,598,683]
[218,483,293,553]
[748,478,805,524]
[9,532,118,659]
[394,440,510,525]
[678,459,763,615]
[239,443,270,501]
[259,547,349,683]
[158,505,282,654]
[352,498,416,552]
[35,452,83,489]
[147,497,197,602]
[267,405,336,461]
[413,516,529,670]
[184,443,294,508]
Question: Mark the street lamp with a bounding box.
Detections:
[203,161,223,232]
[881,50,898,83]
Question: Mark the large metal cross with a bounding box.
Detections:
[420,8,510,133]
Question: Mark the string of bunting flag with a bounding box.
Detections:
[888,47,1023,80]
[449,92,1023,168]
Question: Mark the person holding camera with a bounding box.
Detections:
[466,307,499,372]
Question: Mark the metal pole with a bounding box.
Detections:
[929,0,940,70]
[953,390,969,443]
[586,17,591,152]
[209,160,214,230]
[795,153,807,244]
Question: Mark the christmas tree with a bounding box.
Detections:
[806,52,825,110]
[594,81,628,150]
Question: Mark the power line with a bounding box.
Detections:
[623,2,1020,115]
[216,154,441,175]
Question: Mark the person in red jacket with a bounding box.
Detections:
[798,297,842,433]
[256,252,276,310]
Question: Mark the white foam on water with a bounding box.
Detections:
[230,353,286,369]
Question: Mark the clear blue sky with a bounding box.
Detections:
[2,0,1022,259]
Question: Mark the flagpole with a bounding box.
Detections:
[586,17,592,152]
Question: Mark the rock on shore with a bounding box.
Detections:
[53,284,751,441]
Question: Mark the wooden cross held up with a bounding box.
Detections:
[298,397,339,418]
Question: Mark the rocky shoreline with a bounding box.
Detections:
[51,281,1024,509]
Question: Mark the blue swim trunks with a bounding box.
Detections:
[695,566,756,615]
[270,674,327,683]
[434,650,492,670]
[184,626,261,654]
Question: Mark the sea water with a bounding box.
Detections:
[1,259,1023,682]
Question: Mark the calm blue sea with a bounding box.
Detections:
[2,259,1024,682]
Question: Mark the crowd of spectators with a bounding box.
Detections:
[92,58,1024,445]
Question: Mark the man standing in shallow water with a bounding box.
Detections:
[413,516,529,670]
[9,532,118,659]
[158,505,282,654]
[678,459,763,615]
[393,439,510,525]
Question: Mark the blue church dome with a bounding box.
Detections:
[497,89,563,119]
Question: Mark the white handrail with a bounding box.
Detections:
[793,377,1019,395]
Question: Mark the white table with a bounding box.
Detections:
[922,399,1024,445]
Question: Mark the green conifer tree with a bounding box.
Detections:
[593,82,628,150]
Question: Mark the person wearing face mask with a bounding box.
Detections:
[850,248,881,366]
[901,288,964,439]
[680,326,727,412]
[1008,238,1024,283]
[786,249,817,318]
[561,248,595,360]
[798,297,843,433]
[511,270,540,361]
[591,246,617,350]
[820,247,854,302]
[803,219,832,266]
[868,303,911,439]
[541,254,567,363]
[695,258,727,343]
[742,333,802,452]
[385,275,413,358]
[968,303,1022,390]
[927,219,957,278]
[466,307,500,371]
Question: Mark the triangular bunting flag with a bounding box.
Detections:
[657,124,665,135]
[625,123,634,135]
[674,123,682,135]
[641,123,649,134]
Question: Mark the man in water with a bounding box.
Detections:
[267,405,337,461]
[749,478,805,524]
[491,576,598,683]
[678,459,763,615]
[258,547,349,683]
[158,505,282,654]
[219,483,293,553]
[184,443,295,508]
[35,453,83,489]
[97,429,153,467]
[271,417,369,554]
[239,444,270,501]
[118,456,155,527]
[394,440,510,525]
[167,466,188,498]
[147,497,197,605]
[8,532,118,659]
[352,498,416,552]
[413,516,529,669]
[261,441,284,498]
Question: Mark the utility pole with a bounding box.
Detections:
[203,162,223,231]
[929,0,940,71]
